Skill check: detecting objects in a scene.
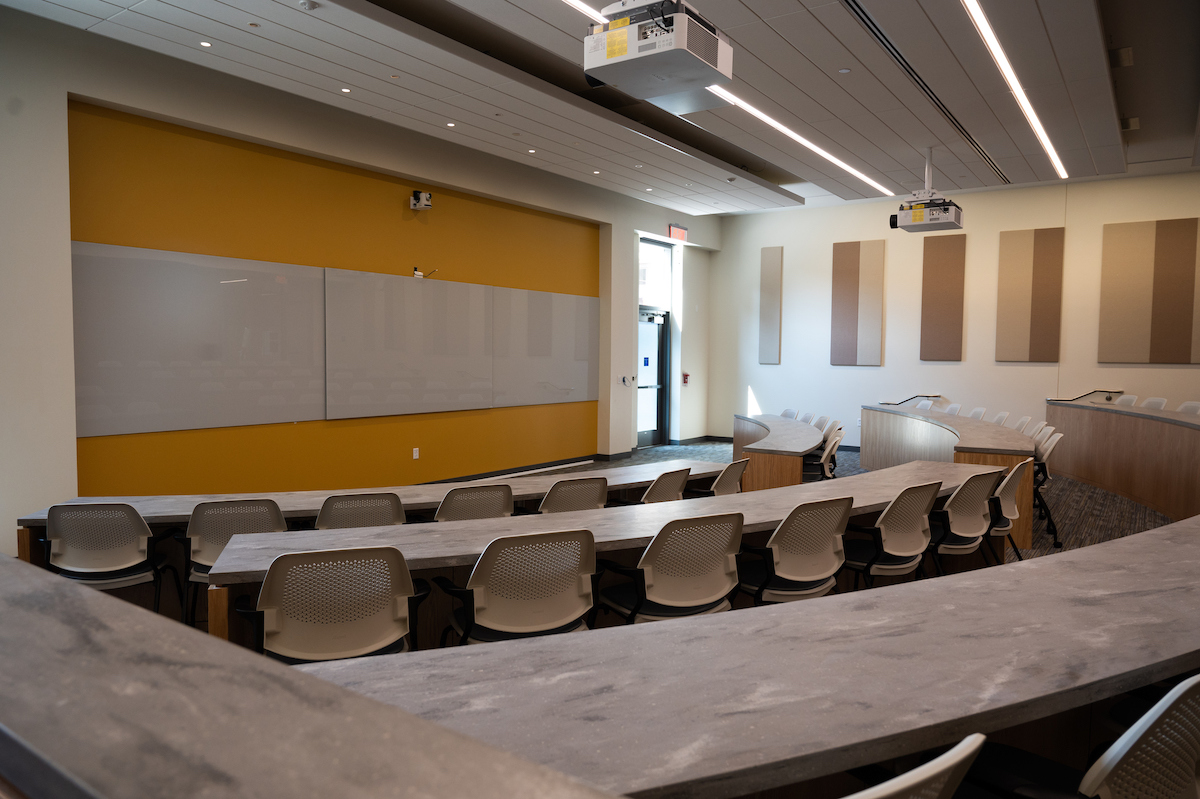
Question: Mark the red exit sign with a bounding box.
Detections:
[668,224,688,242]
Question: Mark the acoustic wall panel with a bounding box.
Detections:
[492,287,600,407]
[325,269,492,419]
[759,246,783,365]
[995,228,1064,362]
[831,240,885,366]
[1099,218,1200,363]
[920,234,967,361]
[71,242,325,437]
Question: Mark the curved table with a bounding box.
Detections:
[860,405,1036,547]
[732,414,825,490]
[1046,396,1200,521]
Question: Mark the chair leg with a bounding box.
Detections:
[188,582,200,626]
[1034,489,1062,548]
[439,626,454,648]
[930,552,945,576]
[982,537,998,565]
[1007,534,1024,561]
[152,572,162,614]
[163,565,184,620]
[863,571,874,588]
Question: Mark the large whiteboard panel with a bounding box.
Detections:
[72,242,325,437]
[325,269,492,419]
[493,288,600,407]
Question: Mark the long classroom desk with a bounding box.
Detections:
[1046,398,1200,522]
[732,414,824,490]
[301,513,1200,799]
[860,404,1036,547]
[14,458,724,566]
[207,461,1002,644]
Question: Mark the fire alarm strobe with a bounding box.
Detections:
[410,191,432,210]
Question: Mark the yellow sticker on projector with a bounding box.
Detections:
[911,208,925,222]
[607,28,628,58]
[609,17,629,28]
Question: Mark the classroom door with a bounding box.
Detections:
[637,309,669,447]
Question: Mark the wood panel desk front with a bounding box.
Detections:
[732,414,824,490]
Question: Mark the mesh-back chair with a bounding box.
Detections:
[185,499,286,624]
[539,477,608,513]
[781,408,798,419]
[595,513,743,624]
[640,468,690,504]
[1115,394,1137,406]
[990,411,1009,425]
[46,503,182,615]
[1024,420,1046,439]
[1032,425,1055,450]
[738,497,852,604]
[435,484,514,521]
[916,400,934,410]
[822,420,842,445]
[1012,415,1031,433]
[805,431,844,481]
[1140,396,1167,410]
[928,471,1005,573]
[315,492,405,529]
[435,530,595,645]
[944,403,961,415]
[984,458,1033,563]
[812,414,830,431]
[967,407,986,420]
[251,546,429,662]
[849,734,984,799]
[1175,401,1200,414]
[844,482,941,588]
[690,459,749,498]
[798,412,815,424]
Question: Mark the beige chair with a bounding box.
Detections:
[1140,396,1167,410]
[1032,425,1055,450]
[805,430,844,481]
[812,414,830,431]
[595,513,743,624]
[1115,394,1137,406]
[538,477,608,513]
[1175,401,1200,414]
[822,420,842,444]
[185,499,287,624]
[253,546,429,661]
[989,411,1009,425]
[1012,415,1031,433]
[780,408,798,419]
[1024,420,1046,439]
[798,412,814,424]
[927,470,1005,573]
[435,530,595,644]
[737,497,852,604]
[689,459,749,497]
[983,458,1033,563]
[967,407,986,420]
[315,492,405,529]
[945,403,961,415]
[848,734,983,799]
[46,503,183,615]
[640,467,690,503]
[435,484,514,521]
[844,482,941,588]
[915,400,934,410]
[1034,433,1064,549]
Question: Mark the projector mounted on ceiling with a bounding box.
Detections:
[583,0,733,116]
[890,149,963,232]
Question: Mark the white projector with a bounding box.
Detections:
[889,189,963,232]
[584,0,733,115]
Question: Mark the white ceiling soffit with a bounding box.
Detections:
[448,0,1128,201]
[1,0,803,215]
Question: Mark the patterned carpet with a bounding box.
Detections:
[544,442,1172,563]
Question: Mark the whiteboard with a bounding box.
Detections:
[492,287,600,407]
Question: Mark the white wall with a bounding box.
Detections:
[708,172,1200,445]
[676,247,712,442]
[0,6,722,553]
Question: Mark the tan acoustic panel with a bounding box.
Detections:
[920,234,966,361]
[831,240,884,366]
[759,246,783,365]
[1099,218,1200,363]
[996,227,1064,362]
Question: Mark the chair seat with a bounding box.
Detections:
[737,559,836,603]
[450,608,587,644]
[54,552,167,590]
[600,581,730,622]
[843,538,922,575]
[188,561,212,584]
[936,532,983,555]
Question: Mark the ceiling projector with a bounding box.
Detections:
[583,0,733,115]
[889,150,963,232]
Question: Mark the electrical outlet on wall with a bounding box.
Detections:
[857,418,861,426]
[413,447,420,459]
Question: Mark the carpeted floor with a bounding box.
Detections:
[542,441,1172,564]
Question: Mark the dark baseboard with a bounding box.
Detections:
[425,454,598,483]
[840,445,860,453]
[667,435,733,445]
[593,451,633,461]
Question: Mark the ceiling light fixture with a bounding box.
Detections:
[446,122,455,127]
[706,84,894,196]
[528,149,536,153]
[593,170,600,174]
[634,164,643,168]
[838,68,851,73]
[646,188,653,191]
[959,0,1068,179]
[560,0,607,25]
[200,41,212,47]
[340,88,351,93]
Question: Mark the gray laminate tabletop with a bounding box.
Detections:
[301,514,1200,799]
[209,461,1001,586]
[1047,399,1200,431]
[16,459,724,528]
[739,414,825,457]
[0,555,618,799]
[863,405,1036,456]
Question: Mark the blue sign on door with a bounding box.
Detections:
[644,357,650,366]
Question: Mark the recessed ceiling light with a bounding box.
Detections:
[960,0,1067,179]
[838,68,851,73]
[634,164,643,168]
[446,122,455,127]
[340,88,351,93]
[248,22,259,28]
[685,183,692,186]
[390,75,399,79]
[593,170,600,174]
[559,0,607,25]
[706,84,894,197]
[200,41,212,47]
[646,188,653,191]
[528,149,536,153]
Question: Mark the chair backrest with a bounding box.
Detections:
[1036,432,1063,465]
[465,530,595,634]
[812,415,830,430]
[944,403,961,415]
[188,499,287,568]
[710,459,749,496]
[843,734,984,799]
[780,408,798,419]
[967,407,986,420]
[767,497,852,583]
[1175,401,1200,415]
[257,546,416,661]
[819,431,845,478]
[1025,420,1046,438]
[994,458,1033,522]
[943,471,1005,538]
[1032,425,1055,449]
[798,412,814,424]
[876,482,941,558]
[914,400,932,410]
[46,503,153,573]
[1013,415,1031,433]
[638,513,743,607]
[990,411,1009,425]
[1140,396,1167,410]
[823,420,842,444]
[435,485,514,521]
[539,477,608,513]
[1078,674,1200,799]
[315,492,405,530]
[640,468,690,504]
[1115,394,1137,406]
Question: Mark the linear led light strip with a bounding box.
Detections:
[707,85,894,197]
[960,0,1068,179]
[561,0,607,25]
